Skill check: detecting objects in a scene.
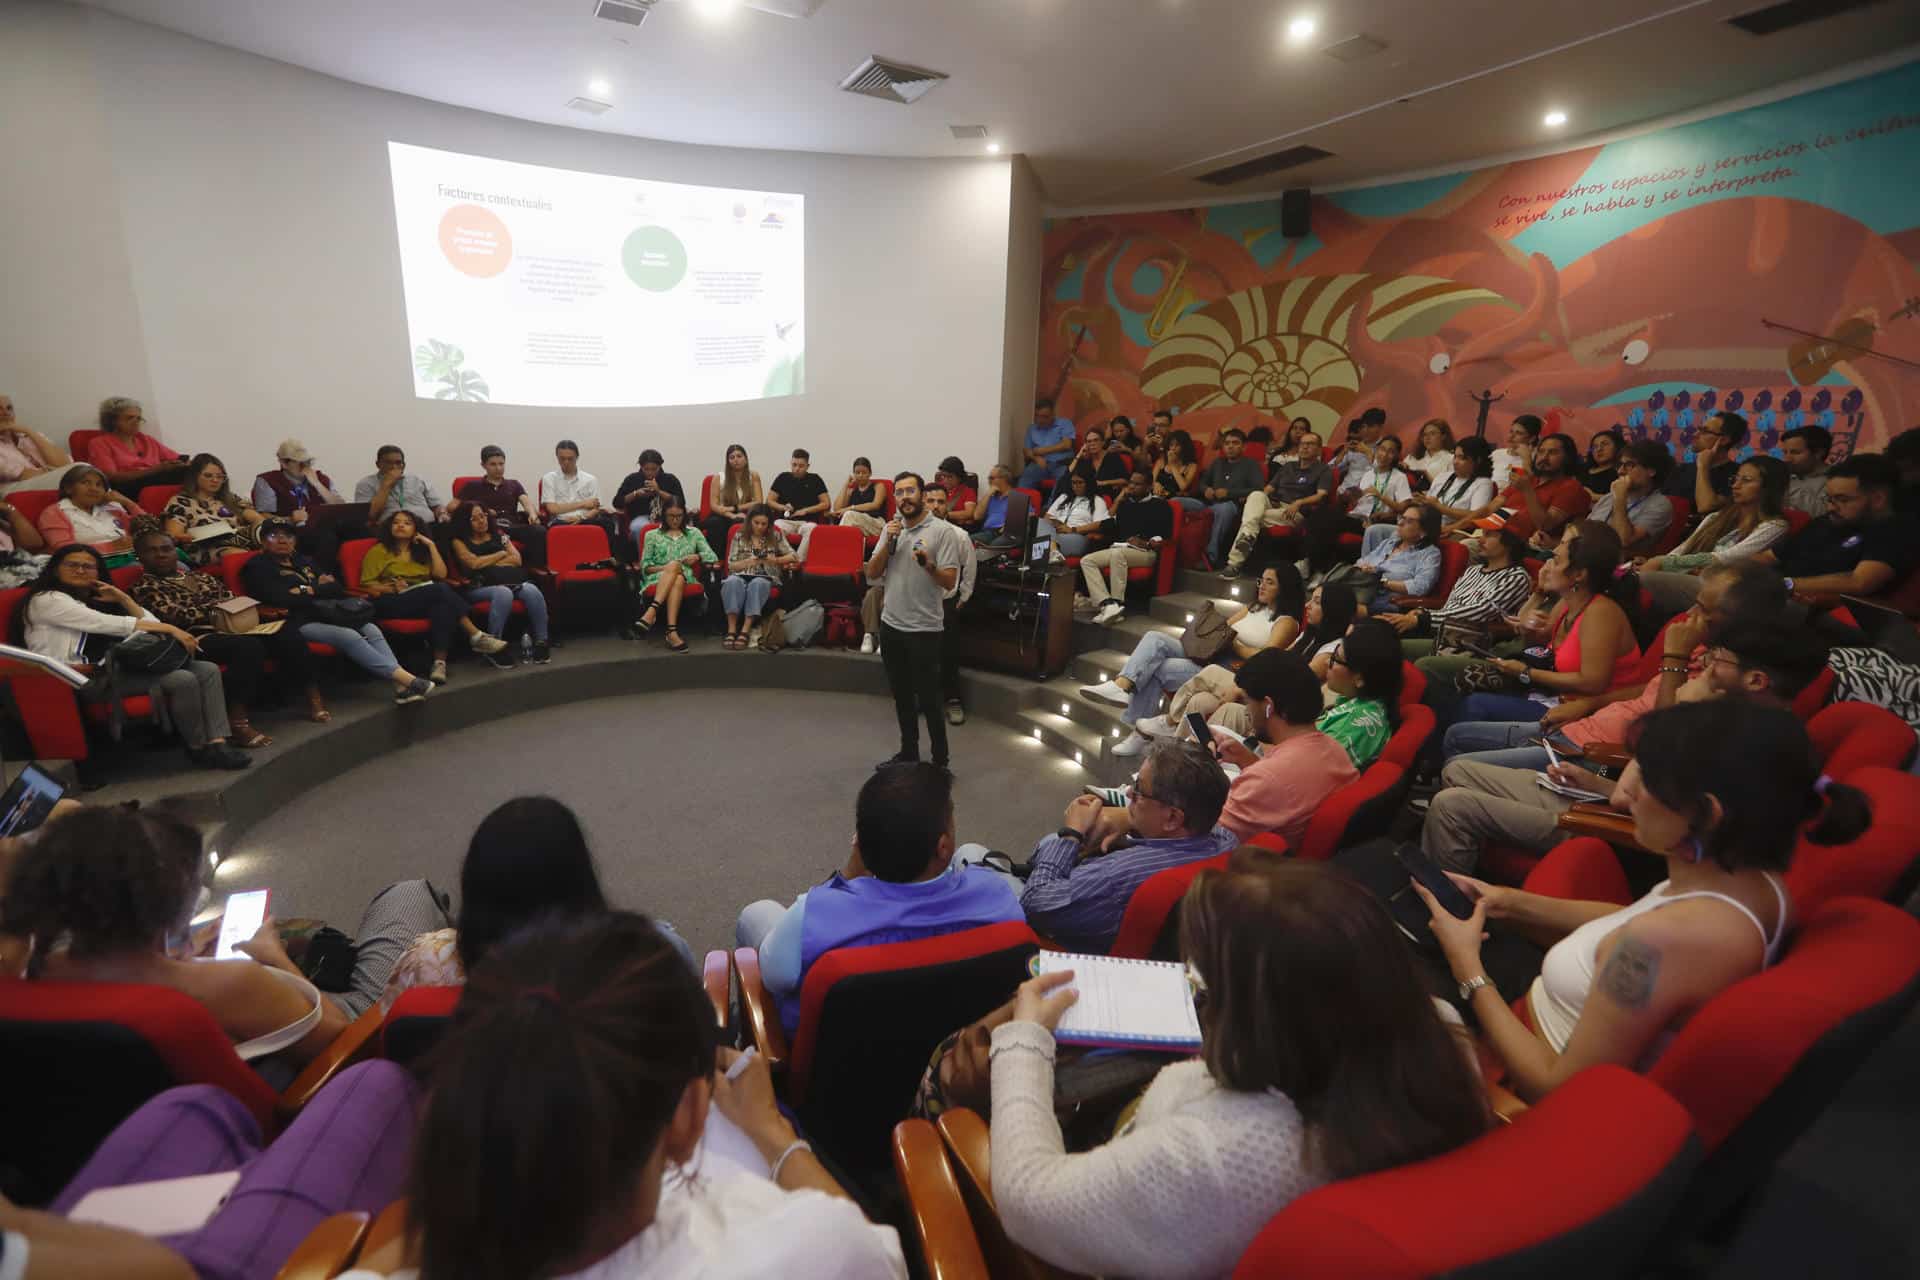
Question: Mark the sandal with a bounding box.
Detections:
[635,603,659,634]
[666,628,689,654]
[229,721,272,750]
[306,692,332,724]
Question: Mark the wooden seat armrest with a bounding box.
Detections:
[1556,804,1656,854]
[731,947,788,1069]
[272,1210,369,1280]
[935,1109,1086,1280]
[353,1200,412,1276]
[1388,593,1444,610]
[894,1119,989,1279]
[278,1001,386,1117]
[702,949,731,1031]
[1486,1081,1531,1125]
[935,1107,995,1210]
[1579,742,1630,770]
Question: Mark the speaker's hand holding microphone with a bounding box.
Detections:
[884,517,904,555]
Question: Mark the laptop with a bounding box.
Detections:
[973,490,1032,551]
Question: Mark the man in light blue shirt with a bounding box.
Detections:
[1016,397,1077,491]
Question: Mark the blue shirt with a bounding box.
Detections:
[1357,539,1442,611]
[1025,419,1077,476]
[1019,825,1239,954]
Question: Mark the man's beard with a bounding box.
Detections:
[899,499,922,518]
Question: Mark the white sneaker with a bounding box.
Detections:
[1082,784,1130,805]
[1135,714,1177,739]
[1112,731,1150,757]
[1079,679,1128,707]
[471,633,508,654]
[859,633,876,654]
[1094,600,1125,625]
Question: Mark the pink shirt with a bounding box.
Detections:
[0,435,48,483]
[87,432,179,474]
[1220,729,1358,846]
[1559,646,1703,749]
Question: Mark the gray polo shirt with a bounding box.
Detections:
[353,472,445,524]
[870,514,965,632]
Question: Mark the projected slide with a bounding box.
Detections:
[387,142,804,407]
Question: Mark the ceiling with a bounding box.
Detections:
[79,0,1920,209]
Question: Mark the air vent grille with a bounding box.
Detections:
[1322,34,1388,62]
[594,0,652,28]
[1727,0,1886,36]
[949,124,989,140]
[566,96,614,115]
[839,56,949,105]
[1196,145,1334,187]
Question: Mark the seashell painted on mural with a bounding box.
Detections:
[1140,274,1506,433]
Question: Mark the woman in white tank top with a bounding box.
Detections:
[1413,699,1871,1102]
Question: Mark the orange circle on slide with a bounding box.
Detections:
[438,204,513,278]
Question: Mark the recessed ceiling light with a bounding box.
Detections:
[1544,109,1568,127]
[588,78,611,97]
[1287,16,1316,42]
[693,0,738,18]
[986,142,1002,154]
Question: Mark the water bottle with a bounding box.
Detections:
[520,633,532,663]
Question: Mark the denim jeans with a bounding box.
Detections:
[464,582,548,641]
[721,573,774,617]
[298,620,400,679]
[1054,531,1094,558]
[1171,496,1205,513]
[1205,501,1241,563]
[1016,463,1062,491]
[1118,630,1203,725]
[1441,716,1577,768]
[1360,522,1398,559]
[1450,691,1550,727]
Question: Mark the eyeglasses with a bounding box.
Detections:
[1329,647,1349,667]
[1124,780,1169,805]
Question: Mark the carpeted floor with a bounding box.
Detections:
[228,687,1084,954]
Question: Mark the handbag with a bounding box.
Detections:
[1180,601,1234,662]
[475,565,528,587]
[212,596,261,634]
[1434,619,1495,657]
[306,596,375,628]
[108,629,193,674]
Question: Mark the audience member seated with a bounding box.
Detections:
[1265,418,1309,466]
[1486,431,1591,547]
[379,795,693,1011]
[0,489,48,589]
[361,511,509,683]
[250,436,343,519]
[610,447,686,550]
[1220,429,1332,579]
[1415,435,1500,536]
[243,518,433,708]
[1041,469,1108,557]
[1418,699,1868,1101]
[1332,410,1388,476]
[450,501,549,666]
[1581,427,1625,494]
[35,464,135,560]
[1588,440,1676,557]
[349,912,906,1280]
[933,455,979,530]
[722,503,797,649]
[162,452,265,565]
[1066,427,1128,505]
[454,445,546,568]
[733,762,1024,1039]
[977,740,1235,953]
[1084,564,1303,757]
[1760,453,1919,603]
[1640,455,1792,616]
[966,464,1017,537]
[1780,425,1833,518]
[129,529,310,748]
[85,396,188,492]
[353,445,448,539]
[1016,395,1078,492]
[18,546,250,770]
[1377,526,1532,662]
[0,393,75,493]
[1152,427,1200,511]
[769,448,833,550]
[1338,504,1442,613]
[1422,620,1825,874]
[1107,415,1149,472]
[1197,427,1264,568]
[538,437,606,530]
[1403,417,1456,491]
[49,1059,417,1280]
[701,442,763,554]
[1080,470,1172,624]
[1442,520,1641,725]
[832,455,888,538]
[1665,409,1746,509]
[986,853,1488,1277]
[1207,650,1359,844]
[1489,414,1543,489]
[1306,618,1403,767]
[637,497,717,654]
[1304,434,1413,580]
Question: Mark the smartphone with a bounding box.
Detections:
[0,764,66,838]
[1185,711,1217,756]
[215,889,271,960]
[1392,844,1475,920]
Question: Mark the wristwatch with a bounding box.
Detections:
[1458,974,1494,1000]
[1054,826,1089,846]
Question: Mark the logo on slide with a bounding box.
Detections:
[622,226,689,292]
[438,205,514,278]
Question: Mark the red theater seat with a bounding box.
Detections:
[8,489,58,529]
[138,483,182,515]
[0,586,156,762]
[1378,704,1436,770]
[800,524,865,589]
[1388,538,1468,612]
[1109,851,1232,960]
[546,522,619,601]
[380,985,462,1067]
[1250,760,1409,861]
[337,538,431,642]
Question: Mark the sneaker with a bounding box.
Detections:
[945,699,966,725]
[1081,783,1129,806]
[187,744,252,771]
[1112,731,1150,757]
[859,633,876,655]
[471,633,508,655]
[1217,562,1243,580]
[1079,679,1129,708]
[1094,600,1126,625]
[531,640,552,664]
[875,752,920,770]
[484,648,516,670]
[394,677,432,704]
[1135,713,1178,739]
[430,659,449,685]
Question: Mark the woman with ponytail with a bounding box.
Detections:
[1415,700,1870,1102]
[365,912,903,1280]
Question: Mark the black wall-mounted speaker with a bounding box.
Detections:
[1281,188,1311,238]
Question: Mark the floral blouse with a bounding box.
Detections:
[164,491,259,563]
[728,531,791,583]
[378,928,463,1012]
[639,526,718,587]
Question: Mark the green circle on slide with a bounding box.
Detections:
[622,225,689,291]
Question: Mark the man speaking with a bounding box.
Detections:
[866,471,965,771]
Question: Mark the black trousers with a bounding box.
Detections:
[881,621,948,764]
[373,583,469,651]
[940,596,964,703]
[499,522,548,568]
[196,627,314,706]
[1304,508,1367,574]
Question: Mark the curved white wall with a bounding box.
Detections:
[0,1,1035,500]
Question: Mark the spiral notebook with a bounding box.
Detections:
[1029,951,1203,1053]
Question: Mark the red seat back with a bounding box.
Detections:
[449,476,483,504]
[1808,700,1917,777]
[1295,761,1407,861]
[1378,704,1435,770]
[109,564,143,591]
[1791,665,1836,720]
[1234,1066,1697,1279]
[876,477,897,519]
[68,429,107,464]
[1783,506,1812,536]
[802,525,865,579]
[1429,538,1469,601]
[10,490,58,528]
[1783,767,1920,912]
[381,985,463,1067]
[547,522,612,574]
[1108,852,1232,960]
[1649,496,1693,555]
[0,979,280,1205]
[698,475,715,521]
[1014,488,1045,522]
[1398,661,1426,709]
[138,483,182,515]
[1522,838,1635,906]
[338,538,375,593]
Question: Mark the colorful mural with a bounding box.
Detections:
[1042,61,1920,462]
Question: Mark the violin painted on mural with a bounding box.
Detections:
[1783,296,1920,385]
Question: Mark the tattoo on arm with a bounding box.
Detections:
[1598,934,1662,1010]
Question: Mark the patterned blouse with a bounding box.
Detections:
[164,491,259,563]
[127,566,233,633]
[639,526,718,588]
[378,928,464,1012]
[728,530,791,583]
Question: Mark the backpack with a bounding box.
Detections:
[823,602,861,649]
[782,598,826,648]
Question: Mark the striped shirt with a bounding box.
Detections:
[1427,562,1532,626]
[1020,824,1240,953]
